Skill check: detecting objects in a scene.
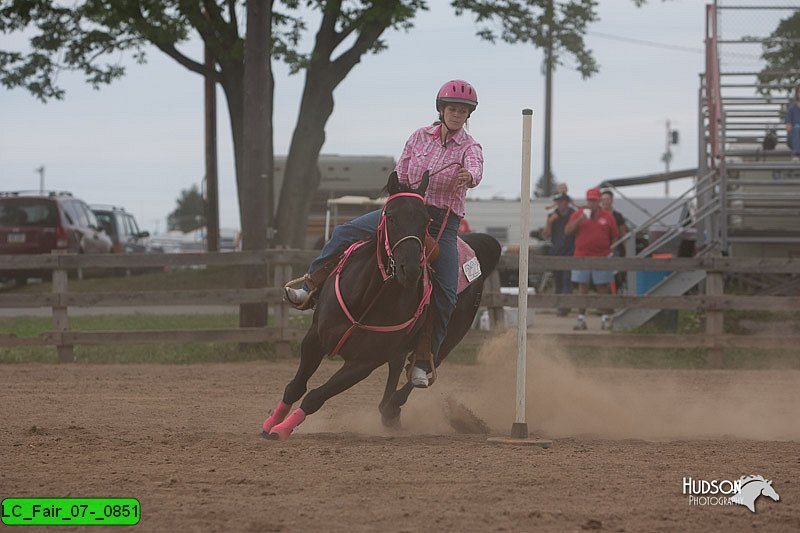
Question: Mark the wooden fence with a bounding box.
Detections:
[1,251,799,365]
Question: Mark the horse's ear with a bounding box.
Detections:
[387,171,401,195]
[416,171,429,196]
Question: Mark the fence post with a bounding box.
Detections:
[705,268,724,368]
[485,270,504,330]
[272,258,293,357]
[51,252,74,363]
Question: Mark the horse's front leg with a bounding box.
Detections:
[261,329,323,436]
[379,354,406,427]
[266,359,382,441]
[385,380,415,421]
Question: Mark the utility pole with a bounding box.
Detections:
[542,29,554,198]
[203,41,220,252]
[540,2,555,198]
[35,166,45,193]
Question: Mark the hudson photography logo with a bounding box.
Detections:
[682,475,780,513]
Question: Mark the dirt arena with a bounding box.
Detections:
[3,334,799,532]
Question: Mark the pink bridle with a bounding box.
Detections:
[328,192,433,358]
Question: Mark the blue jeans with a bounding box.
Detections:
[310,210,381,273]
[309,206,459,361]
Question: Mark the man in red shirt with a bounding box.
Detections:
[565,187,619,330]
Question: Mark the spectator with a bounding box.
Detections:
[545,182,578,210]
[542,192,575,316]
[565,187,619,330]
[785,83,800,161]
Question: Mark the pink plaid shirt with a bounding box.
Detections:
[395,124,484,218]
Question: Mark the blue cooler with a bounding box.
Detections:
[635,270,671,295]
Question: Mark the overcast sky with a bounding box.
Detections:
[1,0,717,233]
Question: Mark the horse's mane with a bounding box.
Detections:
[739,475,769,485]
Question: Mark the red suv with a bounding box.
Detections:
[0,191,113,283]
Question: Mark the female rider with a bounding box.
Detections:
[285,79,484,388]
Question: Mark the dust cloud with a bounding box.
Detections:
[460,331,800,441]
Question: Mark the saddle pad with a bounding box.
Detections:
[457,237,481,294]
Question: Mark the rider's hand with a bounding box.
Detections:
[457,167,473,187]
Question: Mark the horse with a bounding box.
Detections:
[261,172,501,440]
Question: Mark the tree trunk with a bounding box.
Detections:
[275,69,336,248]
[238,0,274,332]
[273,3,399,249]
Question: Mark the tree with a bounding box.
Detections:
[0,0,302,252]
[274,1,426,247]
[0,0,426,248]
[168,185,205,232]
[756,10,800,93]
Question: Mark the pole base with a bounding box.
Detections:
[486,436,553,448]
[511,422,528,439]
[486,423,553,448]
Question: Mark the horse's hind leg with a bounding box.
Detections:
[261,330,324,435]
[267,359,381,440]
[379,354,405,427]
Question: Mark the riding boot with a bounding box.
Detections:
[283,261,336,311]
[408,311,437,388]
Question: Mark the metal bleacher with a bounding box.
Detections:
[612,1,800,331]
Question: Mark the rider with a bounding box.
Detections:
[284,79,484,388]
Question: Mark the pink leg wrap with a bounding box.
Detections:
[262,400,292,432]
[269,408,306,441]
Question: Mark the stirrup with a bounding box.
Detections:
[283,275,316,311]
[406,351,437,387]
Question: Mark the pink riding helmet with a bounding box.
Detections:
[436,79,478,113]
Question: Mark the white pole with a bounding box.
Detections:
[514,109,533,439]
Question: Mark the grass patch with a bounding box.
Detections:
[0,343,278,364]
[0,314,279,364]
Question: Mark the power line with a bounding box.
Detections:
[588,31,704,54]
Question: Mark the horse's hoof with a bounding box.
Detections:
[381,412,401,428]
[261,431,280,440]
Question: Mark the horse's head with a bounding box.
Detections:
[380,171,430,288]
[761,481,780,502]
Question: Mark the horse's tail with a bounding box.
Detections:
[462,233,502,277]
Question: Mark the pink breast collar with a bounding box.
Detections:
[328,192,433,358]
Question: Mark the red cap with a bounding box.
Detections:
[586,188,602,200]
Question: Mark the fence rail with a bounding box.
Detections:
[1,251,799,364]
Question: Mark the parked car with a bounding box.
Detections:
[0,191,113,283]
[90,205,157,254]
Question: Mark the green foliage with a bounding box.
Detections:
[167,184,205,232]
[451,0,600,79]
[0,0,306,101]
[757,10,800,93]
[535,172,556,198]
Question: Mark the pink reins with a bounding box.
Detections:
[328,192,433,358]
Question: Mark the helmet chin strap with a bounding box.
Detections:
[438,113,460,144]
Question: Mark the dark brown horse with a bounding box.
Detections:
[262,172,501,439]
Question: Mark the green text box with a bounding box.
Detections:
[1,498,140,526]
